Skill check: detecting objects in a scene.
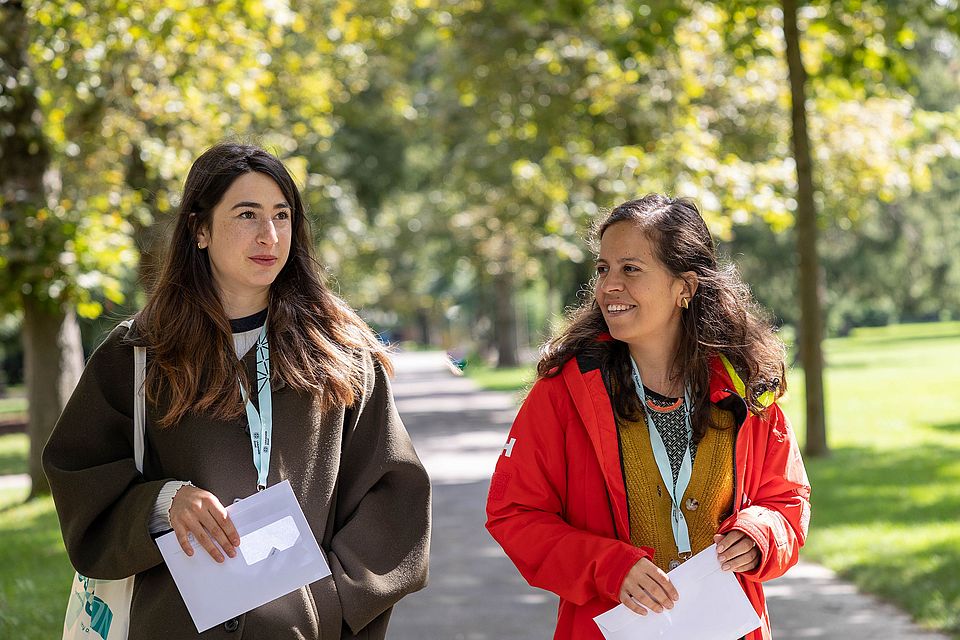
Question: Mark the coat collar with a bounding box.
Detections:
[558,342,755,544]
[560,356,633,542]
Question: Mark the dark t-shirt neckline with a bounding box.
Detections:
[230,308,268,333]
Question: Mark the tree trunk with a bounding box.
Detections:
[493,268,520,367]
[416,308,432,346]
[783,0,829,457]
[126,142,168,292]
[21,295,85,498]
[1,0,87,494]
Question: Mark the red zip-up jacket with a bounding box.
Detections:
[486,352,811,640]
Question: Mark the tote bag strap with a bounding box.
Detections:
[119,319,146,472]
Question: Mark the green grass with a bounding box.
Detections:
[465,362,537,393]
[0,385,27,417]
[467,321,960,638]
[0,487,74,639]
[1,322,959,638]
[777,322,960,638]
[0,434,28,475]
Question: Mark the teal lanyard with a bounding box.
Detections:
[629,356,693,557]
[240,323,272,491]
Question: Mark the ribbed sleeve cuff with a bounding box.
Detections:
[148,480,193,534]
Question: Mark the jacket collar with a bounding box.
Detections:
[588,333,748,408]
[559,346,755,543]
[560,356,633,542]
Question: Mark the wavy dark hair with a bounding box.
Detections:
[537,194,786,441]
[135,142,391,428]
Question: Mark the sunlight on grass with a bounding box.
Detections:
[0,385,27,416]
[465,363,536,393]
[778,323,960,637]
[1,322,959,637]
[0,488,73,640]
[465,322,960,637]
[0,434,28,475]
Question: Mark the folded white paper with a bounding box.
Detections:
[594,544,761,640]
[156,480,332,632]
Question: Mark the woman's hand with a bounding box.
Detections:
[169,485,241,563]
[618,557,679,615]
[714,530,760,573]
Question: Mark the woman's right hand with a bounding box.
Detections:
[169,485,241,563]
[618,557,679,615]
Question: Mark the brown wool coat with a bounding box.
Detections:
[43,323,431,640]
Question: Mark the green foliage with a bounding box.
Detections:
[4,0,959,345]
[336,0,960,349]
[2,0,356,316]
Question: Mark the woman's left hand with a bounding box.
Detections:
[714,530,760,573]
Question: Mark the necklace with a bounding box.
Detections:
[645,396,683,413]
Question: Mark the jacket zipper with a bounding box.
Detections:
[723,388,749,518]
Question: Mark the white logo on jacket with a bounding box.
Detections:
[502,437,517,458]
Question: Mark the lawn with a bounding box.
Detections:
[0,434,28,476]
[0,487,74,638]
[778,322,960,637]
[469,321,960,638]
[1,322,958,639]
[462,362,535,393]
[0,385,27,417]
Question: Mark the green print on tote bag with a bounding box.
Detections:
[62,321,145,640]
[63,573,132,640]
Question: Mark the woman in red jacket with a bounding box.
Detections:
[486,194,811,640]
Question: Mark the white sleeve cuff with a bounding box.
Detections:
[149,480,193,534]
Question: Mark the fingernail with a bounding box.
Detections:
[722,563,731,571]
[718,554,725,562]
[226,549,236,558]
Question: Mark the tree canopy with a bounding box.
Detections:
[2,0,959,484]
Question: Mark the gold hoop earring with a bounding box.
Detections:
[681,298,689,309]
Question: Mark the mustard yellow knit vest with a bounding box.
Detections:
[618,405,736,572]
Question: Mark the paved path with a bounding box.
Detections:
[387,351,950,640]
[2,352,948,638]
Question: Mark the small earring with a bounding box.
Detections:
[681,298,689,309]
[197,242,203,249]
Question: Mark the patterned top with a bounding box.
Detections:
[643,385,698,484]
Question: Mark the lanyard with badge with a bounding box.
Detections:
[240,323,273,491]
[629,356,693,560]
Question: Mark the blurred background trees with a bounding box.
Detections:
[2,0,959,489]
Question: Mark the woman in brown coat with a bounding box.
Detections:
[44,142,431,639]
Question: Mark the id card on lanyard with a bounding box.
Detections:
[240,323,273,491]
[629,356,694,557]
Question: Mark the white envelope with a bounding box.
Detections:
[594,544,762,640]
[156,480,332,632]
[239,515,299,565]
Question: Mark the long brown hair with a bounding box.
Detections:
[538,194,786,441]
[135,142,391,428]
